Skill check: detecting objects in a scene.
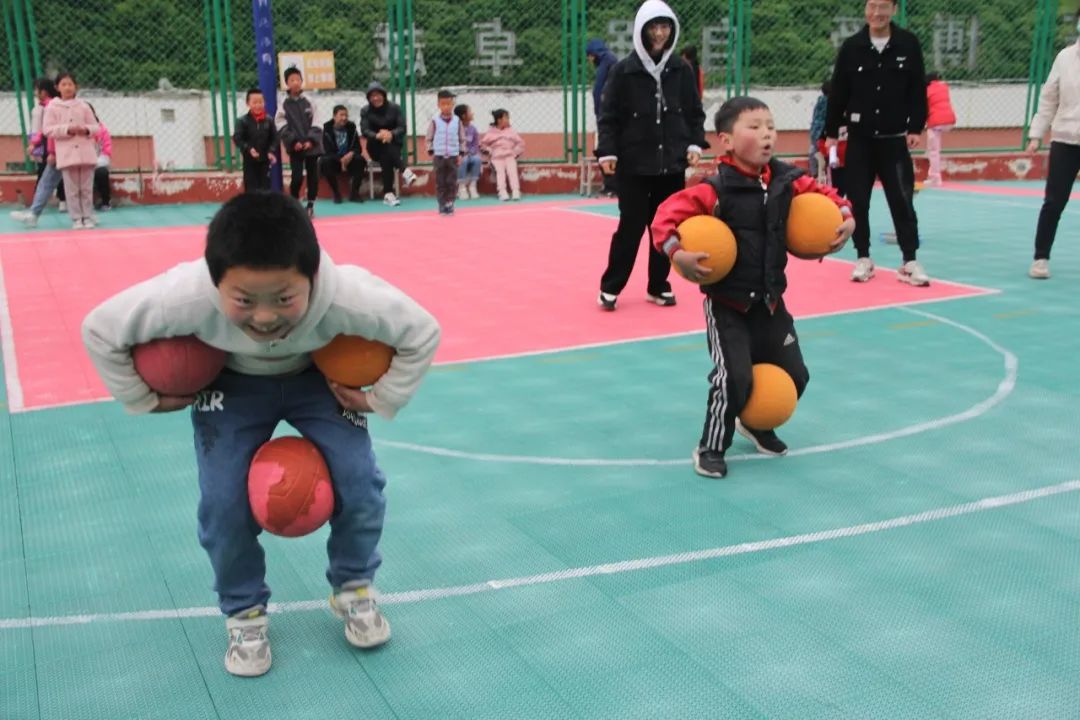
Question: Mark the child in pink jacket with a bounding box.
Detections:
[480,109,526,201]
[43,72,99,229]
[925,73,957,186]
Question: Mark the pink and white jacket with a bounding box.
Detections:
[43,97,99,169]
[479,126,525,160]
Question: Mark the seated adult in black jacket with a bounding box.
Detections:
[320,105,365,203]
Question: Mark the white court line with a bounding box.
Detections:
[0,254,23,412]
[379,307,1018,466]
[1,478,1075,630]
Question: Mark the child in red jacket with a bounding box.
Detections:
[925,73,957,186]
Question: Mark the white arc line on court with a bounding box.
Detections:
[0,254,23,412]
[1,479,1075,630]
[375,307,1018,466]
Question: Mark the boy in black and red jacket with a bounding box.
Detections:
[233,88,279,193]
[652,97,855,479]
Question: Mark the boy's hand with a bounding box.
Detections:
[293,142,304,151]
[906,134,920,150]
[832,217,856,251]
[686,150,701,167]
[327,381,374,413]
[269,153,277,165]
[303,141,313,150]
[249,148,260,159]
[1025,139,1040,156]
[151,395,196,413]
[600,159,616,175]
[672,248,712,282]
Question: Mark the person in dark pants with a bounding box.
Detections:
[360,81,417,207]
[826,0,929,286]
[319,105,365,203]
[233,88,279,194]
[586,38,619,198]
[274,68,321,217]
[595,0,707,311]
[1025,24,1080,280]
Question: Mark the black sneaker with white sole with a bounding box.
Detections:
[735,419,788,456]
[647,291,677,307]
[597,292,617,311]
[692,448,728,478]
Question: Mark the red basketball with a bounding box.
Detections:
[131,336,227,396]
[248,437,334,537]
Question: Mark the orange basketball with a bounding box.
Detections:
[739,363,798,431]
[786,193,844,258]
[672,215,737,285]
[248,437,334,537]
[311,335,394,388]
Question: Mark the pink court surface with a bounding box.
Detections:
[0,198,992,412]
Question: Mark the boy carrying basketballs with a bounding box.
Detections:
[651,97,855,479]
[81,191,440,676]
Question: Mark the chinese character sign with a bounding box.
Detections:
[701,21,731,72]
[932,14,979,72]
[606,19,635,59]
[278,51,336,89]
[470,18,524,77]
[831,17,865,48]
[373,23,427,80]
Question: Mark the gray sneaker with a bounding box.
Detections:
[224,606,271,677]
[330,582,391,649]
[1029,259,1050,279]
[897,260,930,287]
[851,257,875,282]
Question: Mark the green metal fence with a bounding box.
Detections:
[1,0,1078,174]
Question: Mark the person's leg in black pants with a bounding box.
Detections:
[369,144,400,197]
[93,166,111,208]
[644,173,685,300]
[346,157,366,201]
[875,137,921,263]
[303,156,319,205]
[1034,141,1080,261]
[599,171,651,304]
[843,134,877,260]
[320,155,344,202]
[288,153,306,199]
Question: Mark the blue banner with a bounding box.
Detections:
[253,0,282,191]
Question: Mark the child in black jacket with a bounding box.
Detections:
[233,88,279,193]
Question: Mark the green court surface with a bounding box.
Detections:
[2,183,1080,719]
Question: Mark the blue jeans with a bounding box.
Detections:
[191,367,387,615]
[457,155,481,183]
[31,163,63,216]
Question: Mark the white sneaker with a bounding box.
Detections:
[58,201,67,213]
[330,582,391,649]
[383,192,400,207]
[851,257,875,282]
[224,606,271,677]
[897,260,930,286]
[468,181,479,199]
[71,219,86,230]
[1029,259,1050,279]
[402,168,417,187]
[9,210,32,221]
[82,218,97,229]
[21,213,38,228]
[498,192,509,201]
[457,184,469,200]
[511,189,521,201]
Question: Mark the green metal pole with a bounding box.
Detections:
[3,0,32,172]
[223,0,239,165]
[734,0,744,95]
[405,0,417,166]
[580,0,588,164]
[210,0,233,170]
[898,0,907,27]
[569,0,579,162]
[203,0,223,168]
[23,0,40,77]
[725,0,735,97]
[744,0,752,90]
[1023,0,1045,145]
[561,0,569,160]
[11,0,35,120]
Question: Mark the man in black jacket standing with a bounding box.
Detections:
[596,0,707,311]
[320,105,365,203]
[826,0,930,286]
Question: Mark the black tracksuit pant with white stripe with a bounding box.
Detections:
[701,296,809,453]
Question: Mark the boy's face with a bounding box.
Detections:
[218,265,312,342]
[864,0,896,33]
[286,73,303,94]
[247,93,265,114]
[438,97,454,116]
[644,19,672,54]
[719,107,776,170]
[333,109,348,127]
